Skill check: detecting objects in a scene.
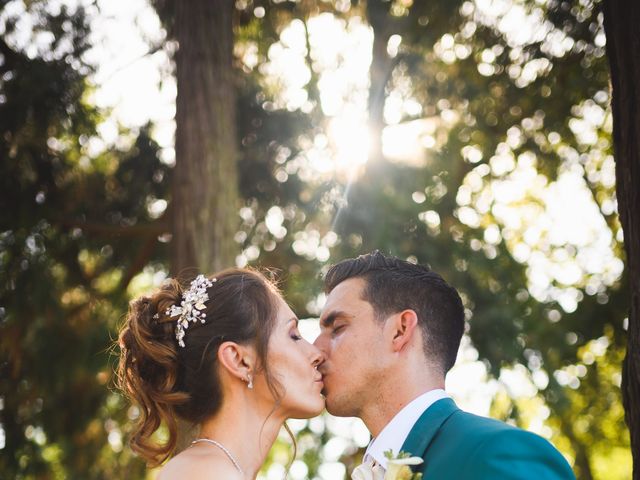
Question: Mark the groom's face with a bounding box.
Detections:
[314,277,388,417]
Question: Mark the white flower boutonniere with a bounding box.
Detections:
[351,460,385,480]
[351,451,423,480]
[384,450,424,480]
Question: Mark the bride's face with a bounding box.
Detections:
[263,295,325,418]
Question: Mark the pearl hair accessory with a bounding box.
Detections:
[165,274,216,347]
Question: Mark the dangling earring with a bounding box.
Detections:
[247,374,253,390]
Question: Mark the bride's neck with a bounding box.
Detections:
[197,391,285,479]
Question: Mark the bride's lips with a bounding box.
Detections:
[316,367,327,391]
[316,373,326,395]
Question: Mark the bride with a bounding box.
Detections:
[118,268,325,479]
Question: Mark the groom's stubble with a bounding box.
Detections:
[315,277,392,419]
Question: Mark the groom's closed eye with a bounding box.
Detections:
[320,310,352,329]
[320,311,354,339]
[331,324,345,336]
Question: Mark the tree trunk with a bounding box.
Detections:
[602,1,640,478]
[171,0,239,451]
[172,0,239,276]
[366,0,392,167]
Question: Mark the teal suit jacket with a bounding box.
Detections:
[400,398,575,479]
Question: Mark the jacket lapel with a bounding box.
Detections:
[400,397,459,460]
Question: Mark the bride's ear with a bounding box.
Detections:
[217,341,257,383]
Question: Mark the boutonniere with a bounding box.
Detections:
[351,459,385,480]
[384,450,423,480]
[351,451,423,480]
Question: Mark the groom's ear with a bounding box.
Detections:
[217,341,257,382]
[388,309,419,353]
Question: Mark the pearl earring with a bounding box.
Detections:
[247,374,253,390]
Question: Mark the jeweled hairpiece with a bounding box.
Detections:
[166,274,216,347]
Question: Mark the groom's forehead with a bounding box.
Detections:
[321,290,357,318]
[324,277,367,304]
[320,279,372,324]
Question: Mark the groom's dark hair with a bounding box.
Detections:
[324,250,464,374]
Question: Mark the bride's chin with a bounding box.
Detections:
[290,398,326,419]
[311,397,326,415]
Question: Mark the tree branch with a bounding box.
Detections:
[56,216,168,238]
[119,233,159,290]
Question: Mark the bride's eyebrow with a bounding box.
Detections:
[287,317,299,326]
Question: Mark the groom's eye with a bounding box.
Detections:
[332,325,345,335]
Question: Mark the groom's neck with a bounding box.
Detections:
[361,371,445,437]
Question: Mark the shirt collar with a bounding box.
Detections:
[364,389,449,469]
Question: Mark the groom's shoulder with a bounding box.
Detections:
[444,406,561,454]
[419,405,575,479]
[449,407,542,438]
[449,407,520,433]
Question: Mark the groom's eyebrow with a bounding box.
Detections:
[320,311,351,328]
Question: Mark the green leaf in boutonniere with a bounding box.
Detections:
[383,450,423,480]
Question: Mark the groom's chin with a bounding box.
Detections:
[322,395,344,417]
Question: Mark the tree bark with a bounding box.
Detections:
[602,1,640,478]
[366,0,393,167]
[171,0,239,452]
[172,0,239,276]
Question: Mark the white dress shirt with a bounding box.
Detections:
[363,389,449,469]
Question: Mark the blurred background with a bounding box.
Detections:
[0,0,632,478]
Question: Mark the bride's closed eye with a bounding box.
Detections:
[290,330,303,341]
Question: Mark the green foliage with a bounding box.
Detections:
[0,2,167,477]
[315,0,629,478]
[1,0,631,479]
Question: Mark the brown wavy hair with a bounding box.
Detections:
[117,268,282,466]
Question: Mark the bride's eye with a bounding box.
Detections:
[290,330,303,341]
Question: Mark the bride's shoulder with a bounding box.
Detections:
[157,448,243,480]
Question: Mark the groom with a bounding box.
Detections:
[314,251,575,479]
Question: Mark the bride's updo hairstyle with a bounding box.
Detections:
[117,268,282,466]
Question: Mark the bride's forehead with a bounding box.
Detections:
[273,296,295,319]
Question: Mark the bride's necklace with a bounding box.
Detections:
[191,438,244,475]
